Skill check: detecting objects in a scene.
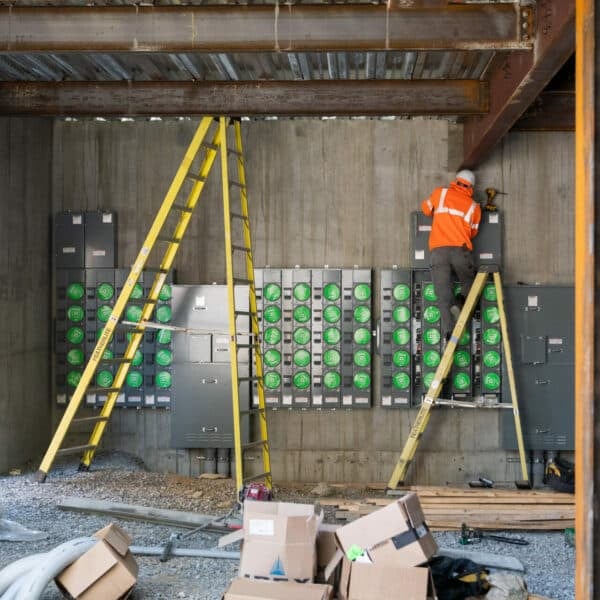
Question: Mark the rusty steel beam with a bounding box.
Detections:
[512,90,574,131]
[0,80,488,117]
[0,5,533,53]
[575,0,596,597]
[461,0,574,168]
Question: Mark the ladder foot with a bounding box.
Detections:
[78,462,91,472]
[515,480,532,490]
[34,470,47,483]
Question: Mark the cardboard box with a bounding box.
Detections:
[334,493,437,568]
[316,523,342,586]
[221,500,322,582]
[222,578,333,600]
[338,558,432,600]
[56,523,138,600]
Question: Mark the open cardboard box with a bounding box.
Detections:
[218,500,322,582]
[222,578,333,600]
[55,523,138,600]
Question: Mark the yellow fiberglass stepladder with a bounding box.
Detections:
[36,117,271,501]
[386,265,531,491]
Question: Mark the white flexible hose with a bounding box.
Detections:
[0,554,44,596]
[1,537,95,600]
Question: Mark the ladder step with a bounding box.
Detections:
[229,180,245,189]
[202,141,219,151]
[86,387,122,395]
[236,343,260,349]
[230,212,248,221]
[56,444,97,457]
[233,277,252,285]
[157,234,182,243]
[227,148,242,157]
[72,416,109,425]
[231,244,251,253]
[100,357,133,364]
[171,204,193,214]
[185,172,206,183]
[143,267,169,274]
[126,298,157,305]
[234,310,253,317]
[243,471,271,485]
[238,376,262,383]
[242,439,268,451]
[240,408,266,416]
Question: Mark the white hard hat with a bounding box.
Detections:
[456,169,475,187]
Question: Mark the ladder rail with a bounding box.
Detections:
[494,271,529,483]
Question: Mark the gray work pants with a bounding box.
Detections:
[430,246,475,339]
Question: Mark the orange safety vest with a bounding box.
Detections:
[421,182,481,251]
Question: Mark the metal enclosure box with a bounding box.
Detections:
[170,285,250,449]
[54,211,85,269]
[410,210,503,269]
[501,285,574,451]
[84,210,117,268]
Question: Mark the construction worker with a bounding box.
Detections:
[421,169,481,347]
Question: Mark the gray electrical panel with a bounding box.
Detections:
[84,210,117,268]
[501,285,574,451]
[170,285,250,449]
[54,211,85,269]
[410,210,503,269]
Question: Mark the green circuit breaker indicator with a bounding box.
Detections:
[323,305,341,323]
[324,371,341,389]
[353,305,371,323]
[96,283,114,301]
[156,305,172,323]
[132,350,143,367]
[423,328,441,346]
[423,283,437,302]
[102,349,113,360]
[156,329,172,345]
[354,328,370,345]
[393,328,410,346]
[423,372,435,389]
[156,371,172,389]
[66,348,84,366]
[293,327,310,345]
[293,371,310,389]
[483,350,501,368]
[324,327,341,345]
[66,326,84,345]
[454,372,471,390]
[483,328,501,345]
[264,371,281,389]
[483,284,497,302]
[393,372,411,390]
[459,330,471,346]
[67,305,84,323]
[393,350,411,368]
[126,371,143,388]
[484,306,500,324]
[263,305,282,323]
[354,284,371,301]
[483,372,501,390]
[454,350,471,368]
[324,349,341,367]
[354,372,370,389]
[294,349,311,367]
[159,284,172,301]
[423,306,441,324]
[423,350,441,368]
[354,350,371,367]
[97,304,112,323]
[264,283,281,302]
[126,305,143,322]
[130,283,144,299]
[67,371,82,388]
[264,349,281,367]
[96,370,114,388]
[393,284,410,302]
[293,305,311,323]
[324,283,341,301]
[265,327,282,345]
[156,349,173,367]
[293,283,311,302]
[66,283,84,301]
[393,306,410,323]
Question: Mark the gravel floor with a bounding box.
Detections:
[0,451,574,599]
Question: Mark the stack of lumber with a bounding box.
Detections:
[320,486,574,530]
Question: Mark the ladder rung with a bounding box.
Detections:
[72,416,109,425]
[227,148,242,157]
[234,310,253,317]
[57,444,97,457]
[243,471,271,484]
[238,376,262,383]
[127,298,157,305]
[143,267,169,274]
[229,180,245,189]
[236,343,260,349]
[202,141,219,151]
[157,235,182,244]
[86,387,122,395]
[185,173,206,183]
[100,358,133,364]
[242,439,267,451]
[240,408,266,416]
[233,277,252,285]
[171,204,193,214]
[230,212,248,221]
[231,244,251,253]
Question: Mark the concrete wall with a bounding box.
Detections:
[0,118,53,474]
[51,118,574,484]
